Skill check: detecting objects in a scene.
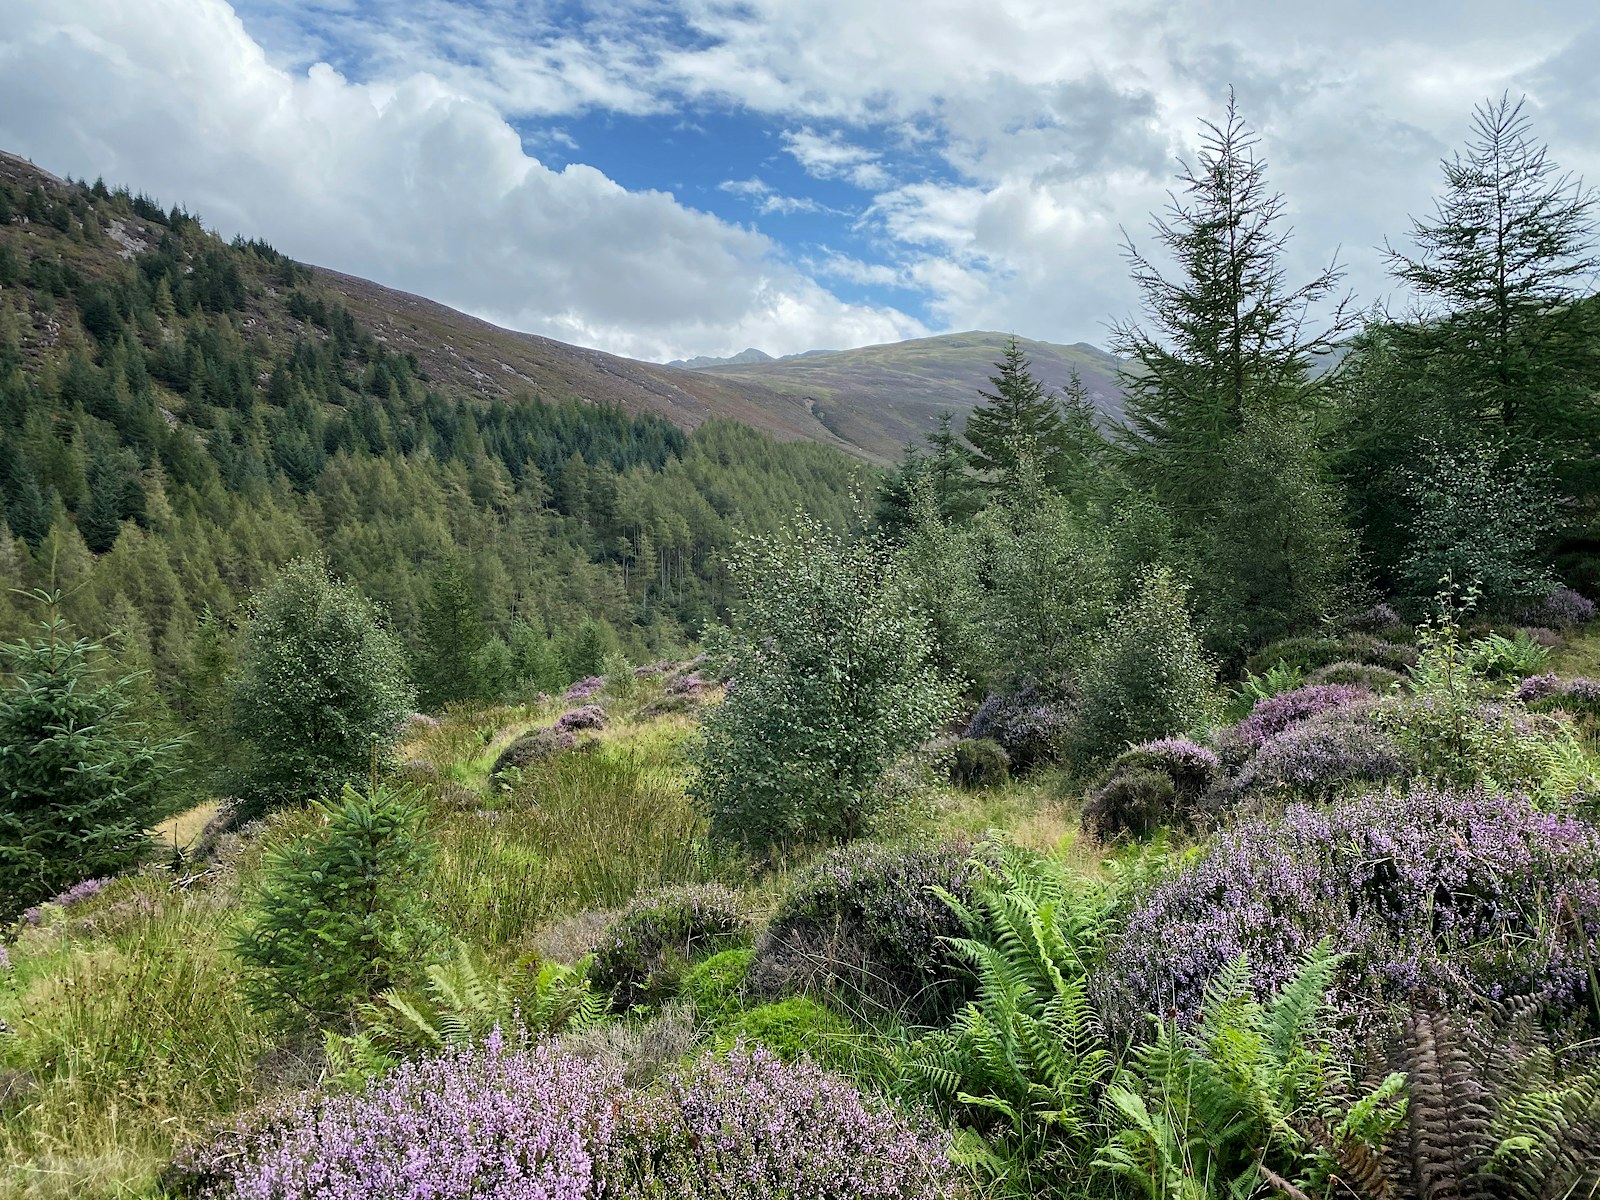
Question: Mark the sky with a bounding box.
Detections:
[1,1,1597,362]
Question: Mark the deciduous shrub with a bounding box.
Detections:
[232,784,434,1029]
[692,521,958,855]
[949,737,1009,788]
[1071,567,1219,760]
[963,683,1075,773]
[227,558,414,822]
[1100,787,1600,1043]
[590,884,751,1010]
[750,840,980,1024]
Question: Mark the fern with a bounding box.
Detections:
[904,843,1114,1190]
[359,940,606,1053]
[1378,1004,1600,1200]
[1096,942,1405,1200]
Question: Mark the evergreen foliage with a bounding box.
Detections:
[232,783,433,1029]
[964,337,1066,494]
[0,590,179,921]
[416,558,487,710]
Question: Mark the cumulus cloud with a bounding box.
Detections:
[0,0,925,360]
[3,0,1597,357]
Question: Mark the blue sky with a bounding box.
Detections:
[2,0,1599,360]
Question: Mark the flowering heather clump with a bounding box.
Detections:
[751,841,980,1023]
[489,727,577,778]
[1084,738,1222,841]
[555,705,607,732]
[1303,660,1408,693]
[564,676,605,702]
[21,876,112,926]
[1117,737,1220,795]
[1100,787,1600,1043]
[590,883,751,1009]
[665,672,705,697]
[1521,676,1600,720]
[1224,684,1370,762]
[1522,585,1598,629]
[178,1038,961,1200]
[963,682,1075,772]
[1340,602,1402,633]
[1516,673,1562,704]
[622,1046,964,1200]
[1224,706,1406,802]
[174,1033,621,1199]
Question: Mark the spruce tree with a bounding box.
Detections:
[964,337,1064,494]
[0,592,179,920]
[416,557,487,709]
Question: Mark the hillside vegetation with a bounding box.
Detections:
[6,92,1600,1200]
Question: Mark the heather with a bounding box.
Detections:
[1100,787,1600,1042]
[174,1038,962,1200]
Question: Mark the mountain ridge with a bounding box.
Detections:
[0,148,1124,464]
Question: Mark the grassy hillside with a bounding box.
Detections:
[682,331,1127,461]
[0,153,872,706]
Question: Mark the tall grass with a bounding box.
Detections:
[0,883,273,1199]
[427,742,717,953]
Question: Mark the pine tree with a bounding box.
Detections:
[964,337,1064,494]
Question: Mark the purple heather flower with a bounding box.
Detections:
[22,877,112,927]
[564,676,605,701]
[1099,786,1600,1043]
[1522,585,1598,629]
[554,705,607,732]
[1230,685,1371,756]
[176,1038,963,1200]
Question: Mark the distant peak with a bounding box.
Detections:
[667,347,774,369]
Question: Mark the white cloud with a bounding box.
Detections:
[0,0,924,360]
[780,128,890,190]
[5,0,1598,357]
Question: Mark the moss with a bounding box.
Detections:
[680,947,755,1024]
[718,997,857,1069]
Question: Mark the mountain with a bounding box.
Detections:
[0,149,873,684]
[681,332,1127,461]
[665,348,774,369]
[0,149,1124,472]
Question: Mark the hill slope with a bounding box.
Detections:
[0,151,1124,465]
[677,332,1127,461]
